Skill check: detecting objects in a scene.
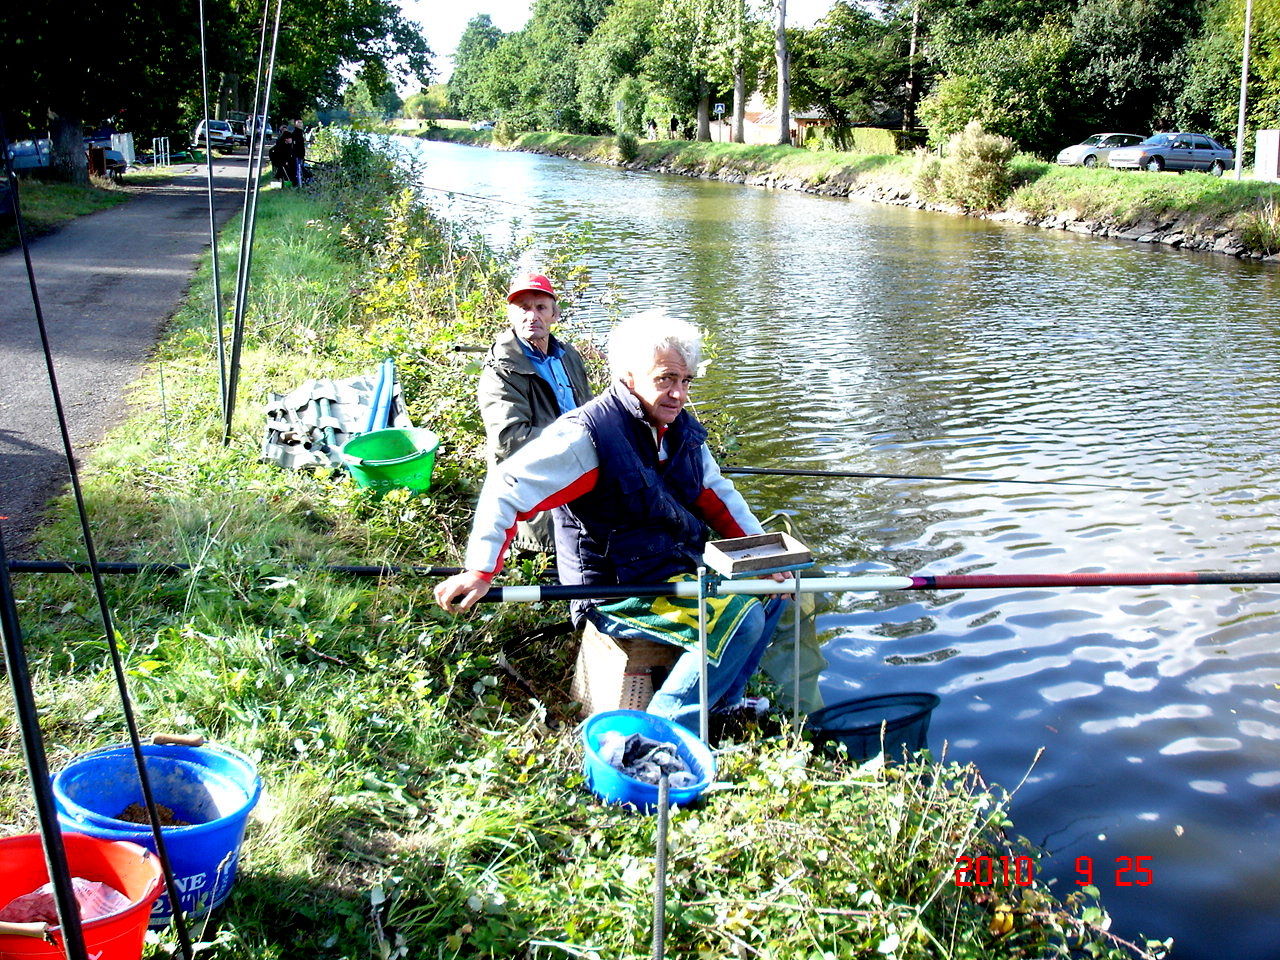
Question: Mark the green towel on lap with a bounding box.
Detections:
[594,573,757,666]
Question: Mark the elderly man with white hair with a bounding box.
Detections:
[435,310,786,731]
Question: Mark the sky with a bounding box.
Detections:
[398,0,838,82]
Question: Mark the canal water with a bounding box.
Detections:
[406,137,1280,959]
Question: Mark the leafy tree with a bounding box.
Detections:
[774,0,792,143]
[576,0,661,130]
[702,0,772,141]
[450,15,506,120]
[0,0,432,182]
[917,17,1075,154]
[343,78,380,123]
[1180,0,1280,150]
[520,0,618,130]
[0,1,203,182]
[645,0,725,140]
[788,1,910,144]
[469,34,539,126]
[1066,0,1201,139]
[403,85,452,120]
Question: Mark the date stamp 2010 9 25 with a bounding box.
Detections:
[954,855,1155,888]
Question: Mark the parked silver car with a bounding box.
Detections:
[1107,132,1233,175]
[1056,132,1143,168]
[193,119,237,151]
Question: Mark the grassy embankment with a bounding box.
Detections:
[419,124,1280,256]
[2,132,1168,960]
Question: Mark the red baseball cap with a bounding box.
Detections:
[507,272,557,303]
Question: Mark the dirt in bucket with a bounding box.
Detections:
[116,802,191,826]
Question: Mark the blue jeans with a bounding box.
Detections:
[587,596,790,732]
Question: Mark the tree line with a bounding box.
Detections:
[446,0,1280,159]
[0,0,432,182]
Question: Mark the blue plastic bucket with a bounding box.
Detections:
[581,710,715,812]
[51,744,261,927]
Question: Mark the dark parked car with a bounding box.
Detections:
[1107,133,1233,175]
[1056,133,1144,168]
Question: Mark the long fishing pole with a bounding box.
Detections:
[7,560,463,577]
[2,110,194,960]
[222,0,283,446]
[196,0,227,418]
[721,465,1131,490]
[470,570,1280,603]
[419,183,528,208]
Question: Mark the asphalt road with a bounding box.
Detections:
[1,154,249,554]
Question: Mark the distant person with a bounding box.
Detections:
[269,132,298,185]
[290,119,307,184]
[478,272,592,554]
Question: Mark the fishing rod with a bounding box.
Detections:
[419,183,528,208]
[472,569,1280,603]
[6,560,463,577]
[720,465,1131,490]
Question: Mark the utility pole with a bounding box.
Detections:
[1235,0,1253,180]
[775,0,790,145]
[905,0,920,131]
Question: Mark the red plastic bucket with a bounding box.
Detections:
[0,833,162,960]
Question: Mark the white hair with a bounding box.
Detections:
[607,310,703,380]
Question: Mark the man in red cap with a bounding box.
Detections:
[478,271,593,555]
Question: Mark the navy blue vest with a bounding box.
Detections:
[554,381,709,623]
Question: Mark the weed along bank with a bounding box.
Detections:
[1,133,1174,960]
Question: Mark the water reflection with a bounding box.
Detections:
[407,137,1280,960]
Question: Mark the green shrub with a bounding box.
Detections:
[1239,198,1280,255]
[912,147,942,201]
[937,121,1015,211]
[804,126,900,155]
[494,120,518,146]
[615,131,639,162]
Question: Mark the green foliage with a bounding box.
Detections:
[917,19,1075,156]
[577,0,662,130]
[1177,0,1280,149]
[1239,197,1280,254]
[1066,0,1200,137]
[935,122,1016,210]
[450,15,507,120]
[912,147,943,201]
[615,131,641,161]
[370,726,1165,960]
[789,2,911,137]
[0,1,431,149]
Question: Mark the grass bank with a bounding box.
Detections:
[419,125,1280,258]
[3,132,1168,960]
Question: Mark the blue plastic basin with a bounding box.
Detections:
[581,710,715,812]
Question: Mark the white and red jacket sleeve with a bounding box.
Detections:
[462,417,764,579]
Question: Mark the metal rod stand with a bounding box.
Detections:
[697,565,710,744]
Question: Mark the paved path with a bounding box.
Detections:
[1,155,251,553]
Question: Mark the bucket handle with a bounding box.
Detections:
[0,921,52,940]
[152,732,206,747]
